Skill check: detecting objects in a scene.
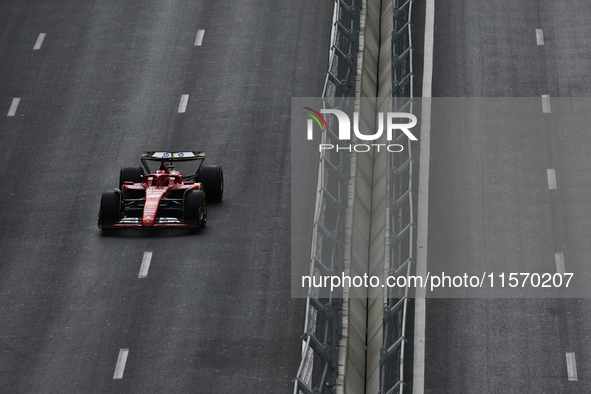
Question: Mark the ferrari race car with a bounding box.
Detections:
[98,151,223,229]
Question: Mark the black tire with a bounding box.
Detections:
[99,191,121,226]
[183,190,206,228]
[119,166,144,189]
[198,165,223,202]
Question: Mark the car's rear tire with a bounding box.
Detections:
[198,165,223,202]
[183,190,206,228]
[119,166,144,189]
[99,191,121,226]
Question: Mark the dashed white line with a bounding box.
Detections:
[555,252,565,275]
[178,94,189,113]
[113,348,129,379]
[536,29,544,46]
[194,30,205,46]
[566,352,578,381]
[547,168,557,190]
[33,33,46,50]
[542,94,551,113]
[138,251,153,278]
[7,98,20,117]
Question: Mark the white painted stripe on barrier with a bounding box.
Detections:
[113,349,129,379]
[178,94,189,113]
[421,1,435,98]
[139,251,152,278]
[555,252,565,275]
[547,168,557,189]
[194,30,205,46]
[566,352,578,381]
[33,33,46,50]
[414,0,435,393]
[542,94,551,113]
[536,29,544,46]
[7,98,20,117]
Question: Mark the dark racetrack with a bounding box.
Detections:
[0,0,332,392]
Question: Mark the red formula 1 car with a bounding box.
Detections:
[98,151,223,229]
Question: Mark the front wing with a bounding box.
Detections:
[98,217,201,229]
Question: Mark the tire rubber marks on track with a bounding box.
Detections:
[536,29,544,46]
[113,348,129,379]
[566,352,578,381]
[178,94,189,113]
[547,168,557,190]
[7,98,20,117]
[194,30,205,46]
[139,251,153,278]
[33,33,46,50]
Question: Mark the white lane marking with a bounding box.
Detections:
[7,98,20,117]
[536,29,544,46]
[421,2,435,98]
[33,33,46,50]
[542,94,551,113]
[414,0,435,393]
[113,348,129,379]
[566,352,578,381]
[547,168,557,189]
[138,251,153,278]
[178,94,189,113]
[194,30,205,46]
[555,252,565,275]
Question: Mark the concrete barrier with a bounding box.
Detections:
[337,0,396,393]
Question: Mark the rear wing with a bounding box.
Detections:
[141,151,205,175]
[141,151,205,161]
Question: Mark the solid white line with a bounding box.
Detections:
[555,252,565,275]
[566,352,578,381]
[536,29,544,46]
[194,30,205,46]
[138,251,153,278]
[178,94,189,113]
[7,98,20,117]
[33,33,46,50]
[542,94,551,113]
[547,168,557,190]
[414,0,435,393]
[113,349,129,379]
[421,2,435,98]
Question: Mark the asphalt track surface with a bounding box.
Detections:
[423,0,591,392]
[0,1,333,392]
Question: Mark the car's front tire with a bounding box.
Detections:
[183,190,206,228]
[99,191,122,227]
